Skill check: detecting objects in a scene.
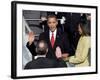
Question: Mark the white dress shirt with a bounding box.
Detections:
[35,55,46,59]
[49,29,57,41]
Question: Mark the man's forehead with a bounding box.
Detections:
[47,17,57,21]
[48,17,57,19]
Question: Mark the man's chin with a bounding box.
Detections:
[50,29,56,32]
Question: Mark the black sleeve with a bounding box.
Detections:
[62,33,71,55]
[26,42,37,56]
[26,32,45,56]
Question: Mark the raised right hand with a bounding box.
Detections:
[28,32,35,45]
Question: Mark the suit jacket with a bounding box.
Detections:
[24,57,67,69]
[26,29,70,60]
[69,36,91,67]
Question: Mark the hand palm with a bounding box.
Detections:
[28,32,35,44]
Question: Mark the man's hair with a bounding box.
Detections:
[47,14,57,21]
[36,40,48,55]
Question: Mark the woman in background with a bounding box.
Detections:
[64,15,91,67]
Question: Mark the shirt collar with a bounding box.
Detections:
[49,29,57,35]
[35,55,46,59]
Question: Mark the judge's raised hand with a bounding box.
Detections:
[28,32,35,45]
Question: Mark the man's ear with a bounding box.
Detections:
[56,21,58,25]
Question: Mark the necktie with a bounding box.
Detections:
[51,32,55,48]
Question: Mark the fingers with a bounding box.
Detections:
[62,53,69,58]
[61,53,69,61]
[28,32,35,45]
[29,32,35,37]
